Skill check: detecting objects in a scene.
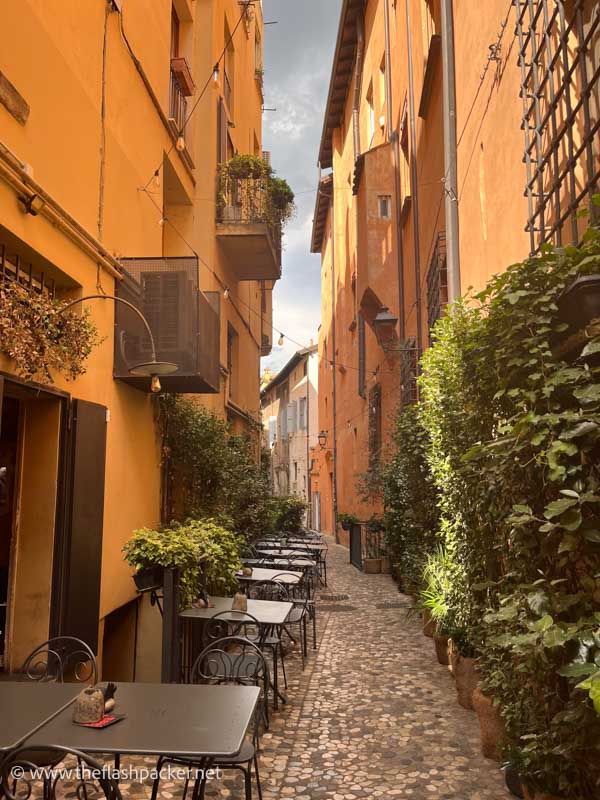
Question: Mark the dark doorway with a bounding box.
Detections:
[0,396,21,670]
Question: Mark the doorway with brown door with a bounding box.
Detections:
[0,394,21,670]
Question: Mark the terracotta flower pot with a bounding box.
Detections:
[422,609,436,638]
[523,788,562,800]
[433,633,450,665]
[454,655,478,710]
[472,687,506,761]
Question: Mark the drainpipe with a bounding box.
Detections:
[404,0,423,355]
[352,13,365,160]
[330,192,339,544]
[383,0,406,339]
[440,0,461,301]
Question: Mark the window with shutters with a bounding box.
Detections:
[368,384,382,469]
[298,396,307,429]
[514,0,600,251]
[280,404,288,439]
[286,401,297,435]
[358,314,366,398]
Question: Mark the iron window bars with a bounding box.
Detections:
[400,338,420,406]
[0,243,56,298]
[514,0,600,252]
[426,231,448,345]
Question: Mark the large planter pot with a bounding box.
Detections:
[472,687,506,761]
[523,788,562,800]
[454,655,478,710]
[363,557,382,574]
[433,633,450,666]
[380,556,392,574]
[133,565,164,592]
[422,609,436,638]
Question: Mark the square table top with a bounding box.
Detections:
[243,557,315,568]
[24,682,260,759]
[235,567,302,584]
[0,681,82,752]
[255,542,327,552]
[180,596,293,626]
[257,547,323,557]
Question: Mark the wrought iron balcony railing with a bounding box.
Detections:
[169,68,187,143]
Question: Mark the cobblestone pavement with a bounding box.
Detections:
[18,538,512,799]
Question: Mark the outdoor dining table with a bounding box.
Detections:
[243,557,316,569]
[180,596,293,708]
[23,682,260,760]
[0,682,82,753]
[235,567,303,585]
[257,545,327,555]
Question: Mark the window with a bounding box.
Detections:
[368,384,382,469]
[514,0,600,250]
[426,231,448,344]
[255,26,262,72]
[420,0,437,70]
[378,195,392,219]
[280,405,288,439]
[224,20,234,112]
[227,323,239,400]
[286,401,297,434]
[170,5,180,58]
[400,338,419,405]
[294,462,298,482]
[366,84,375,147]
[268,417,277,447]
[358,314,366,398]
[379,56,387,110]
[399,99,411,222]
[298,396,307,429]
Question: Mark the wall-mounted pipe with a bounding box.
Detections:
[0,143,122,280]
[404,0,423,355]
[383,0,406,339]
[440,0,461,301]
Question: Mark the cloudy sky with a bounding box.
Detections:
[260,0,342,374]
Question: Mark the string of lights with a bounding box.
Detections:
[141,0,254,193]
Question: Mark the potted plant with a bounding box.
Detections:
[472,687,506,761]
[448,628,478,710]
[338,512,359,531]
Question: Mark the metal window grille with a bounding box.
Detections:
[358,313,366,397]
[426,231,448,345]
[400,338,420,405]
[368,383,382,469]
[0,243,56,298]
[514,0,600,251]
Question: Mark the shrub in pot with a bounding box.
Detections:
[434,630,450,666]
[472,687,506,761]
[449,629,478,709]
[422,608,436,638]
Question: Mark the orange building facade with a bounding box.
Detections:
[312,0,599,544]
[0,0,278,678]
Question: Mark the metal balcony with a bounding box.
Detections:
[216,176,282,281]
[114,257,220,393]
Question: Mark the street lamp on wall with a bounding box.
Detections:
[372,306,399,351]
[59,294,178,392]
[317,430,328,450]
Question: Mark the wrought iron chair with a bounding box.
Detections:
[150,637,268,800]
[19,636,98,684]
[1,745,121,800]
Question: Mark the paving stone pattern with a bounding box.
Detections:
[24,538,512,799]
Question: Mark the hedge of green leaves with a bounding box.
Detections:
[384,222,600,796]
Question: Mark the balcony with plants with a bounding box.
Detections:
[216,155,294,281]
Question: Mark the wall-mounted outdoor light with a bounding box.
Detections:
[59,294,178,392]
[19,193,45,216]
[317,430,328,450]
[372,306,399,351]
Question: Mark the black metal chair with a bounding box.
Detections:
[1,745,121,800]
[151,637,268,800]
[19,636,98,684]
